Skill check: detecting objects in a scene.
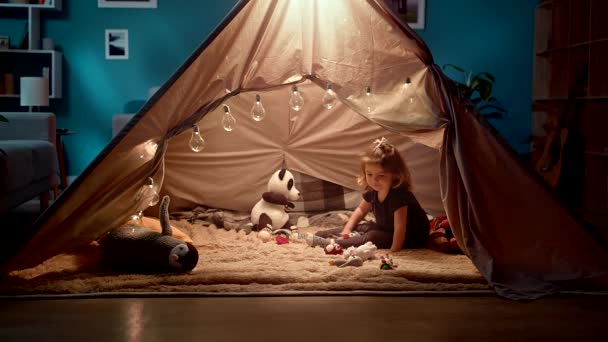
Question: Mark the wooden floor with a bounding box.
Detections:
[0,295,607,341]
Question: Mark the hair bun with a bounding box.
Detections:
[373,137,393,155]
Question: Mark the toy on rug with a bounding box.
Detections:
[99,195,199,273]
[250,168,301,243]
[427,214,462,254]
[328,256,364,268]
[380,254,397,270]
[343,241,377,261]
[324,240,343,255]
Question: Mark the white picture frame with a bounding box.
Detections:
[105,29,129,60]
[383,0,426,30]
[98,0,157,9]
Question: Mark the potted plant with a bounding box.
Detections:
[443,64,507,120]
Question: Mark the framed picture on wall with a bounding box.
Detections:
[105,29,129,60]
[382,0,426,30]
[98,0,157,8]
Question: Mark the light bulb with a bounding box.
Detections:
[403,77,412,89]
[129,210,144,225]
[189,125,205,152]
[139,140,158,159]
[251,94,266,121]
[138,177,159,207]
[289,84,304,111]
[222,104,236,131]
[322,83,337,109]
[363,86,376,114]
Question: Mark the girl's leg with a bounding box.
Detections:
[335,229,393,249]
[314,226,343,239]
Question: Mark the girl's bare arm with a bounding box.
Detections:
[390,206,407,252]
[341,199,371,235]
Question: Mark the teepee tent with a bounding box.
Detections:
[3,0,607,299]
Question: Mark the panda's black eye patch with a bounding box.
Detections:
[288,179,294,190]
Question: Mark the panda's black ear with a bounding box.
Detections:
[278,169,286,181]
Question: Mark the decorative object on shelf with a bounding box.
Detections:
[442,64,507,120]
[105,29,129,60]
[20,76,48,112]
[98,0,157,8]
[4,73,15,95]
[382,0,425,29]
[42,37,54,50]
[0,36,9,50]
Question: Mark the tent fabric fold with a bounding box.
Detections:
[3,0,606,300]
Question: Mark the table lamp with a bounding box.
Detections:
[20,77,49,112]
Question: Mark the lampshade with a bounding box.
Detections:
[20,77,49,107]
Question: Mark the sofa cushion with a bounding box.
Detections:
[0,140,57,193]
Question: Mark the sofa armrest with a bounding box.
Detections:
[0,112,56,145]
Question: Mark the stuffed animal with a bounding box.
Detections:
[99,195,199,273]
[251,168,301,241]
[343,241,377,261]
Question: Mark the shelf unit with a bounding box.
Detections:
[531,0,608,227]
[0,0,63,99]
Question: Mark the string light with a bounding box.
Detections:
[251,94,266,121]
[139,140,158,159]
[363,85,376,114]
[289,84,304,111]
[189,125,205,152]
[322,83,337,109]
[222,104,237,131]
[129,210,144,225]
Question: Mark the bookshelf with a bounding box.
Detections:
[531,0,608,227]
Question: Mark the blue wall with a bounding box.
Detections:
[1,0,535,176]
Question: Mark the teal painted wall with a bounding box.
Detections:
[417,0,536,157]
[1,0,535,176]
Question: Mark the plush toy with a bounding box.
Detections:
[99,195,199,273]
[380,254,396,270]
[251,168,301,242]
[428,214,462,254]
[343,241,377,261]
[329,256,364,268]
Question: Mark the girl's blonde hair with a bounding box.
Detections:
[357,137,412,191]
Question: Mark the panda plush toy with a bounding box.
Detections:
[251,169,301,239]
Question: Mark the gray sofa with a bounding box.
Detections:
[0,112,58,213]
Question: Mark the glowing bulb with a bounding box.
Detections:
[189,125,205,152]
[144,177,159,206]
[139,140,158,159]
[129,211,144,225]
[289,84,304,111]
[251,94,266,121]
[403,77,412,89]
[363,86,376,114]
[222,104,236,131]
[322,83,337,109]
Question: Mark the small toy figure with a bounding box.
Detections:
[380,254,396,270]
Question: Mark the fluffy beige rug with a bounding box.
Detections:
[0,220,489,295]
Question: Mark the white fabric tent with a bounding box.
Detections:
[3,0,607,299]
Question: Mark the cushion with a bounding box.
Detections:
[290,171,361,213]
[0,140,56,193]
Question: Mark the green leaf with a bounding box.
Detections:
[478,104,507,112]
[472,78,493,100]
[476,72,495,83]
[0,115,8,123]
[443,64,466,73]
[483,112,505,119]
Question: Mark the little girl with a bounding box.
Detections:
[308,137,429,252]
